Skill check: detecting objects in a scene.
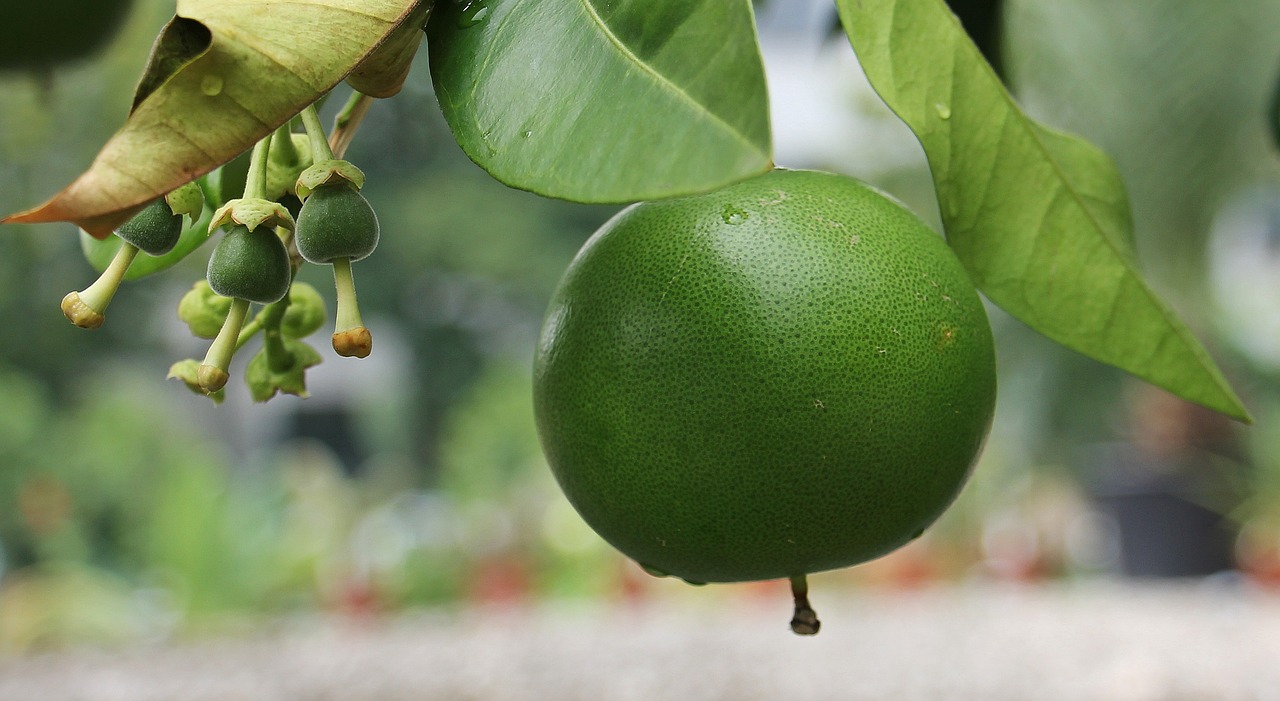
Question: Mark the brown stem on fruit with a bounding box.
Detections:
[330,91,373,160]
[198,297,251,393]
[300,104,337,163]
[789,574,820,636]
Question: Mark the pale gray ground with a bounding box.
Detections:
[2,581,1279,701]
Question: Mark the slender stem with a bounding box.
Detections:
[260,273,297,373]
[272,121,300,165]
[235,313,265,351]
[332,257,363,332]
[331,91,374,159]
[300,104,337,162]
[199,297,251,392]
[79,243,139,312]
[331,257,372,358]
[789,574,820,636]
[263,322,294,373]
[61,242,140,328]
[244,131,274,201]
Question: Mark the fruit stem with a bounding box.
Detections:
[61,242,140,328]
[300,103,337,163]
[260,277,297,373]
[199,297,251,393]
[331,91,373,159]
[331,257,371,358]
[235,312,266,351]
[244,131,274,201]
[272,121,300,165]
[789,574,820,636]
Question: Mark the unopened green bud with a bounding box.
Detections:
[245,338,322,402]
[177,280,233,339]
[265,133,313,201]
[281,282,327,339]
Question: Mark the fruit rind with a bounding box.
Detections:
[534,169,997,584]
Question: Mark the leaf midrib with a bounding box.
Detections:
[462,0,765,158]
[579,0,765,157]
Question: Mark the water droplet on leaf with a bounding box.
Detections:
[458,0,491,27]
[200,74,224,97]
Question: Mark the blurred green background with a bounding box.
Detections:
[0,0,1278,653]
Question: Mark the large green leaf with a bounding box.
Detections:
[3,0,422,237]
[836,0,1250,421]
[428,0,773,203]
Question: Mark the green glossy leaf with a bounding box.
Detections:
[428,0,772,203]
[836,0,1250,421]
[4,0,423,237]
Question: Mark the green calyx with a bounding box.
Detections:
[206,225,293,305]
[294,183,380,264]
[209,197,295,235]
[295,159,366,199]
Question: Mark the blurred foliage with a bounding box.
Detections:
[1005,0,1280,292]
[1,0,1280,652]
[0,1,134,74]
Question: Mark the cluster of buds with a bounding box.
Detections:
[62,102,381,404]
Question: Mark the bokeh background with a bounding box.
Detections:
[1,0,1279,689]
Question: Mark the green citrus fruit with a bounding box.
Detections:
[533,168,997,585]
